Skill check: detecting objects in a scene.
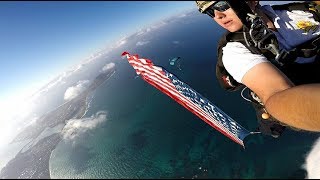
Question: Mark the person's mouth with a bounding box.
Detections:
[223,20,232,27]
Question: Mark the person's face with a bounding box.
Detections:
[203,1,244,32]
[313,1,320,5]
[212,4,243,32]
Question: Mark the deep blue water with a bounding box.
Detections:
[47,10,320,178]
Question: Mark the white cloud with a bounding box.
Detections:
[63,80,90,101]
[178,14,187,18]
[136,41,150,46]
[102,62,115,72]
[303,137,320,179]
[0,95,39,147]
[172,41,180,44]
[113,36,127,48]
[61,111,107,142]
[73,64,84,72]
[136,29,145,36]
[151,21,167,30]
[34,70,72,96]
[118,40,126,46]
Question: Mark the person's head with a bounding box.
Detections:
[313,1,320,5]
[195,1,259,32]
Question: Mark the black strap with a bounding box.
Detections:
[227,30,320,65]
[276,35,320,64]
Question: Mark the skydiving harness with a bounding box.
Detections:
[216,2,320,137]
[242,2,320,66]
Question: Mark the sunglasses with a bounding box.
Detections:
[204,1,231,18]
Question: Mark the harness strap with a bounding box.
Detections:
[277,35,320,64]
[228,30,320,65]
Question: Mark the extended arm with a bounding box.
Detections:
[242,62,320,131]
[265,84,320,131]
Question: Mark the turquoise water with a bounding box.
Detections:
[49,53,319,178]
[1,9,319,179]
[46,10,320,178]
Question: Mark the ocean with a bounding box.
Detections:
[2,9,319,179]
[49,38,319,178]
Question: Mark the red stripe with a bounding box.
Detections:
[126,53,243,145]
[141,66,243,145]
[143,75,243,146]
[123,53,244,146]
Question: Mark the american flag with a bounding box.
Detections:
[121,51,251,147]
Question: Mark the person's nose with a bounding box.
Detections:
[214,10,226,19]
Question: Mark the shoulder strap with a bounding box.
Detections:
[215,30,282,92]
[227,31,276,60]
[216,32,243,92]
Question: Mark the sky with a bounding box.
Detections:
[0,1,302,139]
[0,1,297,148]
[0,1,297,107]
[0,1,300,143]
[0,1,195,106]
[2,2,320,178]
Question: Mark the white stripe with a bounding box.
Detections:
[141,68,243,144]
[126,54,244,145]
[132,61,243,143]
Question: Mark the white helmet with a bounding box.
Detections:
[195,1,216,13]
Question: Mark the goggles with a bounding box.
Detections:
[204,1,231,18]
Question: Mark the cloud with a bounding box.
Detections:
[178,14,187,18]
[136,29,145,36]
[136,41,150,46]
[303,137,320,179]
[36,73,68,95]
[73,64,84,72]
[102,62,115,72]
[118,40,126,46]
[61,111,107,142]
[172,41,180,44]
[63,80,90,101]
[113,36,127,48]
[150,21,167,30]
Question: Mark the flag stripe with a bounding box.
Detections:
[142,71,244,145]
[128,54,242,140]
[144,76,244,146]
[122,52,250,147]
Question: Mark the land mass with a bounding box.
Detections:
[0,68,116,179]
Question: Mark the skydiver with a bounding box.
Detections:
[195,1,320,136]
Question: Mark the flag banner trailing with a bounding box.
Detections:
[121,51,251,147]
